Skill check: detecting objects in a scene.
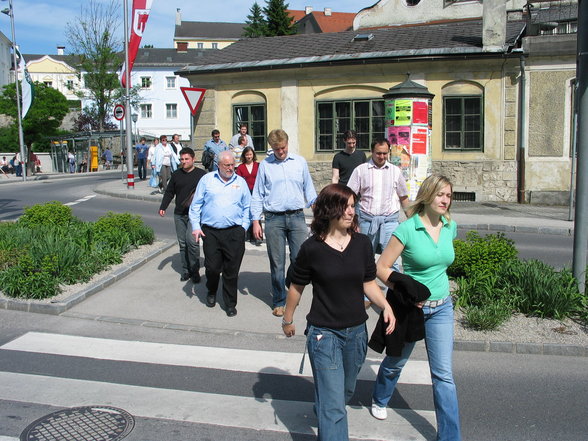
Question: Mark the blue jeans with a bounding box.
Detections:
[372,299,461,441]
[174,214,200,275]
[264,210,307,307]
[307,323,367,441]
[137,158,147,180]
[359,212,399,255]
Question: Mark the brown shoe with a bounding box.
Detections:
[272,306,284,317]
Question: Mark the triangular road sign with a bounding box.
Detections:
[180,87,207,115]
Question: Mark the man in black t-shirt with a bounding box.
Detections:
[159,147,206,283]
[331,130,366,186]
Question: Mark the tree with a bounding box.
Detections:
[263,0,296,36]
[65,0,122,132]
[243,2,267,38]
[0,82,69,151]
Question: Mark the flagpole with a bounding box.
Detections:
[124,0,134,189]
[3,0,26,181]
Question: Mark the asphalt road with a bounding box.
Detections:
[0,310,586,441]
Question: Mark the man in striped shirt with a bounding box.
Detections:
[347,138,409,255]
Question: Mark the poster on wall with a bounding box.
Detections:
[411,127,428,155]
[412,101,429,125]
[394,100,412,125]
[385,101,395,125]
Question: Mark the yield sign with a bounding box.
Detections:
[180,87,207,116]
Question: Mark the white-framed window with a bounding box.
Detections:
[166,76,176,89]
[66,79,74,90]
[166,103,177,119]
[140,104,152,119]
[44,81,53,87]
[212,42,218,49]
[197,42,204,49]
[140,76,152,89]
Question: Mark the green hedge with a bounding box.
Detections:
[452,231,586,330]
[0,203,154,299]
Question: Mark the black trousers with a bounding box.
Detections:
[202,225,245,309]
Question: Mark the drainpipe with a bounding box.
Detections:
[517,54,527,203]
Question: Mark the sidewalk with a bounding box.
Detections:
[94,177,576,236]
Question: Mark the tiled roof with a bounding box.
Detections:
[174,21,246,40]
[133,48,215,66]
[181,20,526,74]
[23,54,80,65]
[305,11,355,33]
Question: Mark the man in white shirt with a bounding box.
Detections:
[229,124,254,150]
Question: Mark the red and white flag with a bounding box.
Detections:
[119,0,154,87]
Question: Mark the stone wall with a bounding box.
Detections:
[307,161,332,192]
[432,160,518,202]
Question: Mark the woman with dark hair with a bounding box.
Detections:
[282,183,395,441]
[236,146,260,245]
[370,174,461,441]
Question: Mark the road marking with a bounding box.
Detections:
[0,371,436,440]
[63,194,96,206]
[1,332,432,385]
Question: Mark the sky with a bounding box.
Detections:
[0,0,378,56]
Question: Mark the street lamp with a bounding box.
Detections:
[131,113,138,146]
[1,0,26,181]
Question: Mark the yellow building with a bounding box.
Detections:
[178,0,578,204]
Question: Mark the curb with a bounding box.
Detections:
[456,223,574,236]
[94,186,163,203]
[0,240,176,315]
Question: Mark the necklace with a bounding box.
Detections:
[326,235,348,251]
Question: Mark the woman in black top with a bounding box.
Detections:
[282,183,395,441]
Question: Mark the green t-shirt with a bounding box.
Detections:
[393,215,457,301]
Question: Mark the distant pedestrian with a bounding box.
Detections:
[331,129,366,186]
[229,123,254,150]
[202,129,229,172]
[67,151,76,173]
[102,147,113,170]
[154,135,179,193]
[159,147,207,283]
[135,137,149,180]
[189,151,251,317]
[251,129,317,317]
[236,146,260,245]
[370,174,461,441]
[148,138,159,188]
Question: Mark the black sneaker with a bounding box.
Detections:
[226,307,237,317]
[206,293,216,308]
[191,272,201,284]
[180,272,190,281]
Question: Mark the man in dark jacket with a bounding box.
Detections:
[159,147,206,282]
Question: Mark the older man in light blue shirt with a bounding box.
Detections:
[190,151,251,317]
[251,129,317,317]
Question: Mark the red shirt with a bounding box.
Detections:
[236,161,259,192]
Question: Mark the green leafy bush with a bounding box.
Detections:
[93,212,154,250]
[500,259,583,319]
[448,231,517,279]
[17,201,74,228]
[0,203,154,300]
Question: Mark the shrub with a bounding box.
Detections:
[0,254,60,298]
[93,212,154,250]
[499,259,583,319]
[448,231,517,279]
[17,201,74,228]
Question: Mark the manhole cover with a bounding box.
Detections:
[20,405,134,441]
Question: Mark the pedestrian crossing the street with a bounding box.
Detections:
[0,332,437,440]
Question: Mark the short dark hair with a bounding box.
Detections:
[343,130,357,141]
[240,146,257,163]
[179,147,195,158]
[371,138,390,151]
[311,184,358,239]
[211,129,220,136]
[239,123,248,129]
[140,137,146,142]
[159,135,167,142]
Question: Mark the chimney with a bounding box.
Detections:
[305,6,313,15]
[176,42,188,52]
[482,0,506,52]
[57,46,65,56]
[324,7,332,16]
[175,8,182,26]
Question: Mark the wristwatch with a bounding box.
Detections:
[281,318,294,327]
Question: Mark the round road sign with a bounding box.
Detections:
[114,104,125,121]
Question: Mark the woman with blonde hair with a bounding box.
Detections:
[371,174,461,441]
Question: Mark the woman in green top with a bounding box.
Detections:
[371,174,461,441]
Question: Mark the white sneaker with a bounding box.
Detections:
[371,403,387,420]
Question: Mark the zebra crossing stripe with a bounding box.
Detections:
[0,371,436,440]
[63,194,96,206]
[1,332,432,385]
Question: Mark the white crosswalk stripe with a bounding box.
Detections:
[0,332,436,440]
[63,194,96,206]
